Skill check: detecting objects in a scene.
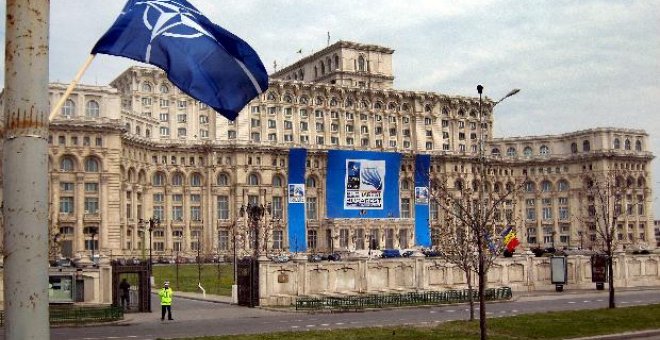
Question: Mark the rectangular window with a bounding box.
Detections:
[84,197,99,214]
[177,114,187,123]
[401,198,411,218]
[172,194,183,202]
[60,182,74,192]
[272,196,283,219]
[272,230,283,250]
[399,229,409,249]
[217,196,229,220]
[153,205,164,220]
[172,206,183,221]
[84,182,98,192]
[306,197,317,220]
[160,113,169,121]
[339,229,349,249]
[190,206,201,221]
[218,230,229,251]
[307,229,318,250]
[59,197,74,214]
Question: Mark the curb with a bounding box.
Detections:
[569,329,660,340]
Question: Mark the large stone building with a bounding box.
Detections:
[1,41,655,263]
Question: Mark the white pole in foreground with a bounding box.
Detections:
[3,1,51,339]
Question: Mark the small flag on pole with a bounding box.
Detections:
[92,0,268,121]
[500,226,520,252]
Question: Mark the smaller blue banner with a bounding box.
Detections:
[414,154,431,247]
[287,149,307,252]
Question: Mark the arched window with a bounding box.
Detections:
[524,181,535,193]
[217,173,229,186]
[635,140,642,151]
[402,180,411,190]
[62,99,76,117]
[152,172,165,186]
[541,180,552,192]
[637,176,646,188]
[506,147,516,157]
[334,55,339,69]
[306,176,316,188]
[523,146,533,157]
[320,62,325,75]
[159,84,169,93]
[141,82,152,92]
[86,100,100,117]
[558,180,569,192]
[357,55,365,71]
[624,139,631,150]
[247,173,260,186]
[171,172,184,186]
[272,175,284,187]
[135,126,141,135]
[84,157,100,172]
[145,129,151,138]
[613,138,620,149]
[583,140,590,152]
[190,173,202,186]
[571,142,578,153]
[454,179,464,190]
[491,148,500,156]
[539,145,550,155]
[60,156,75,171]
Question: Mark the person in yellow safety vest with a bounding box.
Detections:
[158,281,174,320]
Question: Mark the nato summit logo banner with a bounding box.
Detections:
[415,186,429,205]
[288,184,305,203]
[345,159,386,209]
[327,150,401,218]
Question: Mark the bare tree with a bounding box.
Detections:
[579,170,637,309]
[431,169,522,339]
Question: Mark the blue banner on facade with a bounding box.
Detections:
[414,154,431,247]
[288,148,307,252]
[326,150,401,218]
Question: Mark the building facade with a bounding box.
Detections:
[1,41,655,263]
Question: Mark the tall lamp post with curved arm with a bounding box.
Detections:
[475,84,519,340]
[139,217,160,287]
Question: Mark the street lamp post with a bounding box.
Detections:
[139,217,160,286]
[241,203,267,258]
[176,235,181,290]
[197,232,202,285]
[476,84,519,340]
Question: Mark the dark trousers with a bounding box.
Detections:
[161,305,172,320]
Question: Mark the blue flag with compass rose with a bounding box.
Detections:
[92,0,268,121]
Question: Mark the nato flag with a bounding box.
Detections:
[92,0,268,121]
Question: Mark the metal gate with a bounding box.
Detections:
[237,258,259,307]
[111,260,151,312]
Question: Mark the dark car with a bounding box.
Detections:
[381,249,401,258]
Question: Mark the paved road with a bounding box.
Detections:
[7,289,660,340]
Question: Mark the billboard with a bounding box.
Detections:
[327,150,401,218]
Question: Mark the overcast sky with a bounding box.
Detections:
[1,0,659,214]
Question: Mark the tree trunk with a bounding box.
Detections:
[608,253,616,308]
[478,247,487,340]
[467,269,475,321]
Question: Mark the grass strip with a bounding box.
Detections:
[169,303,660,340]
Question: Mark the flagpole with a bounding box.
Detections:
[48,54,96,121]
[4,1,51,339]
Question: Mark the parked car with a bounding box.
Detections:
[308,254,323,262]
[381,249,401,258]
[402,250,415,257]
[327,253,341,261]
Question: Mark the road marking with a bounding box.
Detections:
[568,301,576,304]
[635,300,642,303]
[512,309,519,313]
[446,309,456,313]
[583,300,590,303]
[321,323,330,326]
[335,322,345,325]
[306,325,315,328]
[350,321,360,324]
[621,301,630,304]
[430,310,436,314]
[291,326,299,329]
[499,310,507,314]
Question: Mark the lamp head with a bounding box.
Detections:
[477,85,484,94]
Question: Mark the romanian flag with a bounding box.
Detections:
[500,226,520,252]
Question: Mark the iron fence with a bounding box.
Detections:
[0,306,123,326]
[295,287,512,311]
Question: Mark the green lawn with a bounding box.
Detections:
[170,304,660,340]
[152,263,234,296]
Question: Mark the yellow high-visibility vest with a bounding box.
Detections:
[159,287,173,305]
